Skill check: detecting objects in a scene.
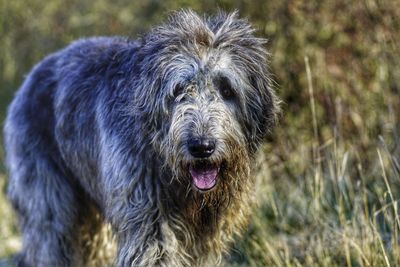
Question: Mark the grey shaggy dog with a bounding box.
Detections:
[4,10,279,267]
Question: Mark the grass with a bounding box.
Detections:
[229,117,400,266]
[0,176,20,263]
[1,0,400,266]
[224,60,400,266]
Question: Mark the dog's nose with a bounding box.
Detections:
[188,138,216,158]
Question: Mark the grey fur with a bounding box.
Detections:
[4,10,279,267]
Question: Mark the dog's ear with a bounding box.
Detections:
[208,12,279,148]
[248,73,280,143]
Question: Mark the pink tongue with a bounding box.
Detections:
[189,166,218,190]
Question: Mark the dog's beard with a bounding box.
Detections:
[160,136,251,207]
[164,147,252,242]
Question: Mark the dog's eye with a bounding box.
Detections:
[173,84,185,98]
[221,86,233,99]
[217,77,235,100]
[173,83,188,103]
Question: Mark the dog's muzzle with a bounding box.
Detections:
[187,138,220,192]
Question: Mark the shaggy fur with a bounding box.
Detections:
[4,10,278,267]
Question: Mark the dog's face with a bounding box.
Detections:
[167,65,249,192]
[165,53,260,193]
[133,11,278,194]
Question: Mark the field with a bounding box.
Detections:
[1,1,400,266]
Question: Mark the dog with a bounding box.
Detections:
[4,10,279,266]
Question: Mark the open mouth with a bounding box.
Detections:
[189,161,220,192]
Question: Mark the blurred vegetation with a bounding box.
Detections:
[1,0,400,266]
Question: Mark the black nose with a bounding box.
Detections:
[187,138,216,158]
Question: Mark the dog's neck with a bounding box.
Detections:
[155,168,252,262]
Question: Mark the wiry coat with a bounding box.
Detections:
[4,10,278,267]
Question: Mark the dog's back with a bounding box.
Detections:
[4,37,137,266]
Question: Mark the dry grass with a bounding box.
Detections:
[227,37,400,264]
[228,96,400,267]
[0,176,20,261]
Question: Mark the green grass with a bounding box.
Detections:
[1,0,400,266]
[0,176,20,262]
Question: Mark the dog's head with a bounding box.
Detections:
[134,10,279,194]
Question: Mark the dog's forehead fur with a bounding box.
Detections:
[141,10,268,80]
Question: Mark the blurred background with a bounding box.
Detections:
[1,0,400,266]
